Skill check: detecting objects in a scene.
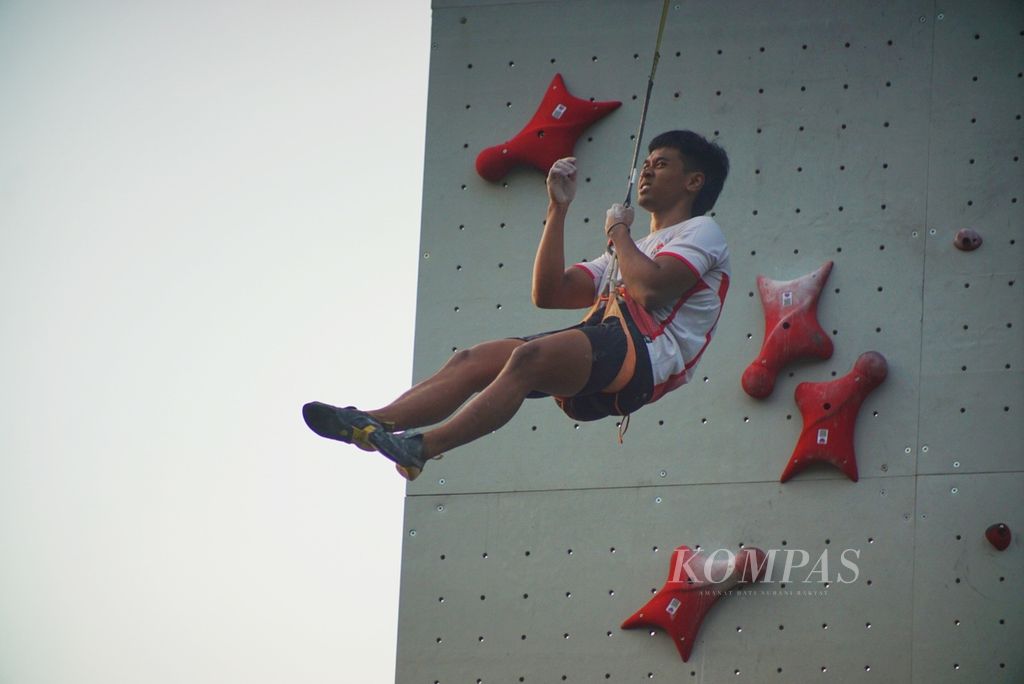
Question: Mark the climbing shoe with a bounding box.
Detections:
[368,430,426,473]
[302,401,394,452]
[394,452,443,481]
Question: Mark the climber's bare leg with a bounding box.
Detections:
[395,329,591,481]
[367,339,524,430]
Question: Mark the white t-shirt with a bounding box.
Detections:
[574,216,731,402]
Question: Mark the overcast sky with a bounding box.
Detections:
[1,1,429,681]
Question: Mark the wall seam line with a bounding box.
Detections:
[909,2,940,681]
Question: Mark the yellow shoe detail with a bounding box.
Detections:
[352,425,377,451]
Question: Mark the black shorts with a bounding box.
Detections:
[517,317,654,420]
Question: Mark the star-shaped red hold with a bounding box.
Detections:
[742,261,834,398]
[621,545,767,662]
[780,351,888,483]
[475,73,620,182]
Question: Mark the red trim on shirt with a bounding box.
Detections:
[656,251,702,280]
[654,280,709,338]
[650,371,687,403]
[649,273,731,403]
[718,272,731,301]
[646,252,707,340]
[686,273,730,366]
[572,263,597,281]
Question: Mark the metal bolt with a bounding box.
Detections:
[951,487,959,494]
[659,470,667,478]
[953,461,960,468]
[438,478,446,485]
[437,505,445,512]
[922,445,929,453]
[937,12,945,20]
[919,15,927,22]
[423,252,430,259]
[409,529,417,536]
[904,447,912,454]
[655,496,663,504]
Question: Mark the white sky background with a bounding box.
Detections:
[0,1,429,681]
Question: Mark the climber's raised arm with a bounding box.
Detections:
[531,157,597,310]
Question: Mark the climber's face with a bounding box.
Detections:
[637,147,704,213]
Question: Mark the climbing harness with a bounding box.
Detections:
[553,284,655,424]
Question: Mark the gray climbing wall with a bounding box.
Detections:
[397,0,1023,681]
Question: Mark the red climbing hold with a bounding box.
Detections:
[742,261,835,399]
[475,73,621,182]
[986,523,1011,551]
[953,228,983,251]
[779,351,888,483]
[621,545,767,662]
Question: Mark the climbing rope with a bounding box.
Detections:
[623,0,672,210]
[606,0,672,294]
[593,1,672,443]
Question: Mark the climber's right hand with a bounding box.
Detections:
[546,157,577,206]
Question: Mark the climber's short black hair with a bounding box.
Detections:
[648,130,729,216]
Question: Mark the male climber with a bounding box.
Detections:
[303,130,731,480]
